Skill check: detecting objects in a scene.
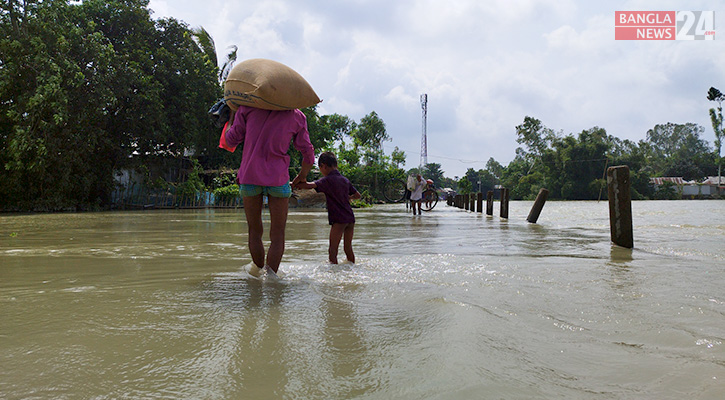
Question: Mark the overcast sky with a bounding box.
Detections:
[148,0,724,178]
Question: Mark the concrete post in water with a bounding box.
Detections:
[477,192,483,213]
[607,165,633,248]
[464,193,470,211]
[500,188,509,219]
[526,188,549,223]
[469,194,475,211]
[486,191,494,215]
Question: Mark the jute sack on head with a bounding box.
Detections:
[224,58,321,111]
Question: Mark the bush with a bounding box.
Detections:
[213,184,240,204]
[177,159,206,197]
[350,198,372,208]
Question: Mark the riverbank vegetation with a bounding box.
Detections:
[1,1,721,211]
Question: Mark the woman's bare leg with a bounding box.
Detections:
[243,195,265,269]
[266,196,289,273]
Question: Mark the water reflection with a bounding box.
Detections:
[200,273,291,396]
[609,245,634,265]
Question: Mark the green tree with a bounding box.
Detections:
[288,106,339,179]
[652,181,679,200]
[301,106,338,151]
[219,45,238,84]
[457,176,472,194]
[553,127,609,200]
[707,86,724,190]
[422,163,444,185]
[348,111,390,196]
[477,169,497,194]
[464,168,480,192]
[0,0,220,211]
[391,146,406,169]
[326,113,355,140]
[645,122,712,179]
[607,137,653,199]
[515,116,555,172]
[190,26,218,75]
[500,154,530,199]
[460,167,495,194]
[1,0,121,209]
[189,26,237,85]
[485,157,504,181]
[352,111,389,153]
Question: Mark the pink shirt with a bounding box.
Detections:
[221,106,315,186]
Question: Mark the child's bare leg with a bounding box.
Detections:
[328,223,346,264]
[343,223,355,263]
[243,195,265,268]
[266,196,289,273]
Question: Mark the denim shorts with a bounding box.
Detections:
[239,183,292,198]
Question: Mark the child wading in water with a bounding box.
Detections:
[296,152,361,264]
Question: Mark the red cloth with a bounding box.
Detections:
[218,121,236,152]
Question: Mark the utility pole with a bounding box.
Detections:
[420,94,428,171]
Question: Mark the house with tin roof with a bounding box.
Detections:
[650,176,723,198]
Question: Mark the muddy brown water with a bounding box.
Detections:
[1,201,723,399]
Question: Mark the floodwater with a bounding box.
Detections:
[1,201,723,399]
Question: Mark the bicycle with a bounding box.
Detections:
[383,176,439,211]
[420,185,439,211]
[382,178,407,203]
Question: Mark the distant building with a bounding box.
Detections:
[701,176,724,196]
[702,176,725,186]
[649,177,685,186]
[440,188,456,199]
[650,176,722,198]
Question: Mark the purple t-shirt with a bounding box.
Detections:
[223,106,315,186]
[314,170,358,225]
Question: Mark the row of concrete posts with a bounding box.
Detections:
[445,165,634,249]
[447,187,548,223]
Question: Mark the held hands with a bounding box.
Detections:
[292,162,315,190]
[290,175,304,189]
[291,174,314,190]
[293,180,315,190]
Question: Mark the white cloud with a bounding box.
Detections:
[148,0,725,177]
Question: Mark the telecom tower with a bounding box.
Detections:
[420,93,428,170]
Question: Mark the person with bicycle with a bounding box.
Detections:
[410,174,426,215]
[405,174,416,209]
[424,179,435,209]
